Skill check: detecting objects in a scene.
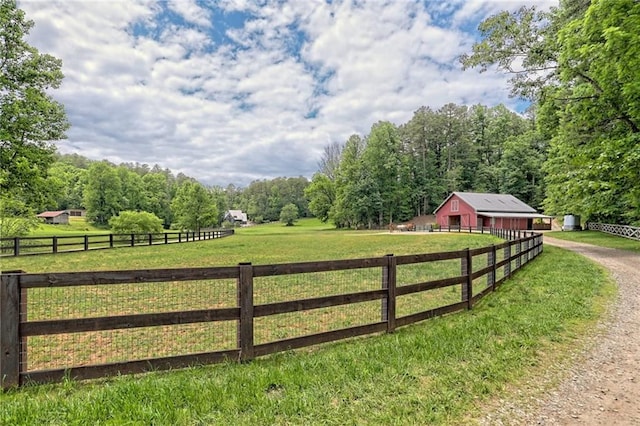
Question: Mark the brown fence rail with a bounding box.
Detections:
[0,229,234,257]
[0,229,543,389]
[432,226,534,239]
[586,222,640,241]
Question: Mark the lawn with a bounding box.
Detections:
[0,221,615,424]
[29,217,107,236]
[2,218,500,272]
[546,230,640,252]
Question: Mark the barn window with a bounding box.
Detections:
[451,200,459,212]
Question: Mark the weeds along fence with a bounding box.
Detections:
[0,229,543,389]
[0,229,234,257]
[586,222,640,241]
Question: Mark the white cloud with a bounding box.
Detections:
[167,0,213,28]
[17,0,557,187]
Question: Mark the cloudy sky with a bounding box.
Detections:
[21,0,556,187]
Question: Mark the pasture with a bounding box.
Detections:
[0,219,615,424]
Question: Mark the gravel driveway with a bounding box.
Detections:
[482,236,640,425]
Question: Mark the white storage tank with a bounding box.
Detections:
[562,215,581,231]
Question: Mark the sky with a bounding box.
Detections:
[20,0,557,187]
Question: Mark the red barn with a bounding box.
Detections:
[434,192,551,230]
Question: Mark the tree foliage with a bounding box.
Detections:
[304,174,334,223]
[171,181,217,232]
[0,196,38,238]
[108,210,163,235]
[83,162,121,226]
[313,103,532,229]
[0,0,69,208]
[279,203,298,226]
[463,0,640,224]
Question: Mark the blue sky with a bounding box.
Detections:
[20,0,556,187]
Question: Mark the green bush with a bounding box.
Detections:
[0,197,39,238]
[279,203,299,226]
[108,211,163,235]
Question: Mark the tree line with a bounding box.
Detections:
[41,154,310,230]
[305,103,544,228]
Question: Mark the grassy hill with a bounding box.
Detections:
[29,217,107,237]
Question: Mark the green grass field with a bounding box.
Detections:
[29,217,107,236]
[546,230,640,252]
[0,220,615,424]
[3,218,499,272]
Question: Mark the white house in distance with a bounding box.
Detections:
[224,210,248,225]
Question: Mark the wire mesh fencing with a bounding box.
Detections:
[0,231,544,388]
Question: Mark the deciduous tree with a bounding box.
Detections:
[279,203,298,226]
[171,181,217,231]
[0,0,69,207]
[83,162,121,226]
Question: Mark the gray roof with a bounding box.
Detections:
[435,192,537,214]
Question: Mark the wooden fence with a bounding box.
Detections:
[0,229,543,389]
[0,229,234,257]
[586,222,640,241]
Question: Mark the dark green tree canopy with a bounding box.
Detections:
[0,0,69,207]
[462,0,640,224]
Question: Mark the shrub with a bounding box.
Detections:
[109,211,163,235]
[279,203,299,226]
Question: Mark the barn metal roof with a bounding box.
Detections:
[434,192,538,214]
[36,210,68,218]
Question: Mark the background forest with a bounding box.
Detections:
[18,101,539,232]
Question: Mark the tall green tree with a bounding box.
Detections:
[332,134,365,228]
[399,107,442,216]
[304,173,335,223]
[117,166,147,212]
[463,0,640,224]
[499,131,546,208]
[143,172,173,227]
[0,0,69,215]
[44,162,86,210]
[171,181,217,232]
[83,162,121,226]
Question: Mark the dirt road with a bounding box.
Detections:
[483,236,640,425]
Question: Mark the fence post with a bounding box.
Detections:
[52,236,58,254]
[148,233,153,246]
[381,254,396,333]
[488,245,496,291]
[109,234,114,248]
[504,243,511,280]
[13,237,20,257]
[539,235,543,255]
[237,263,254,362]
[461,249,473,309]
[1,273,21,389]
